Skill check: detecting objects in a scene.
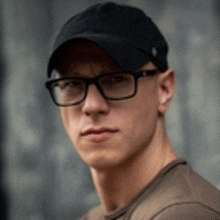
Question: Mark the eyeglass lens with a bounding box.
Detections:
[51,73,136,105]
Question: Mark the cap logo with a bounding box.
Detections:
[152,47,157,57]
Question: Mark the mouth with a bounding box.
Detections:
[81,128,118,142]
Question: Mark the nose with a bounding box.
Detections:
[82,84,109,116]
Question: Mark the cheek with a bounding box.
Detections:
[122,94,159,145]
[60,108,70,130]
[60,108,79,143]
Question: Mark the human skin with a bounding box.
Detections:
[56,41,177,212]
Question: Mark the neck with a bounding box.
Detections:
[90,119,177,213]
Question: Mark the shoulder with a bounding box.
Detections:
[159,162,220,211]
[172,162,220,211]
[130,161,220,219]
[151,202,220,220]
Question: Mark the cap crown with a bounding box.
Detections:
[48,2,168,77]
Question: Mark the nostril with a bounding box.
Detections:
[84,109,106,116]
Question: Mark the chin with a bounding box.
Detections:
[75,138,130,170]
[82,151,122,170]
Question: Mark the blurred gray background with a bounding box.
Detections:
[0,0,220,219]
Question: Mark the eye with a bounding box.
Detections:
[112,75,128,83]
[56,79,83,90]
[101,73,132,86]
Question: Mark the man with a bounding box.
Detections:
[45,2,220,219]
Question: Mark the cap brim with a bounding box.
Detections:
[47,33,150,77]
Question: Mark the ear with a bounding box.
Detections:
[158,69,175,115]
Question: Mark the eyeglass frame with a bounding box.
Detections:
[45,69,159,107]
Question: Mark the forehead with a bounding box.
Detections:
[54,41,123,76]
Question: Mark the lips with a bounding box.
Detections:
[81,128,118,136]
[81,127,118,142]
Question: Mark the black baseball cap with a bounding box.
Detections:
[47,2,169,78]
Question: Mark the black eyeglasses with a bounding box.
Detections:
[45,69,159,107]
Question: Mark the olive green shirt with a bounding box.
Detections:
[81,159,220,219]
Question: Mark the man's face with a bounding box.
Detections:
[57,41,163,170]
